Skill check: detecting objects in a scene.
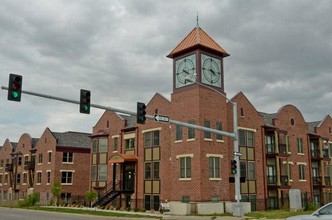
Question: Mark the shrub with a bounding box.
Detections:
[18,192,40,207]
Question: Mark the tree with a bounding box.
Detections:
[85,191,97,208]
[51,178,62,206]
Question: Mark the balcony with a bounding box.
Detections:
[267,175,290,189]
[311,149,330,161]
[24,161,35,170]
[5,163,13,172]
[313,176,332,188]
[266,144,289,157]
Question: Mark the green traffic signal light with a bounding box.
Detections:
[137,102,146,124]
[80,89,91,114]
[7,74,22,102]
[231,160,237,174]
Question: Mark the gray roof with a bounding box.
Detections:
[52,131,91,149]
[121,114,137,129]
[259,112,277,127]
[307,121,320,134]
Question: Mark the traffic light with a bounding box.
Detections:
[7,74,22,102]
[231,160,237,174]
[80,89,91,114]
[136,102,146,124]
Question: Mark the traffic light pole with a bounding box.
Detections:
[0,86,235,138]
[1,85,243,216]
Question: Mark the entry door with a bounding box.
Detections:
[123,163,135,191]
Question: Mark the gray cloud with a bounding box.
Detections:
[0,0,331,142]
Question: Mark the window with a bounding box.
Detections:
[284,163,292,180]
[4,174,8,184]
[48,152,52,163]
[91,165,97,181]
[180,157,191,179]
[98,165,107,181]
[47,171,51,184]
[216,122,223,140]
[240,161,246,179]
[0,174,2,184]
[153,162,160,179]
[61,193,71,203]
[0,159,3,168]
[144,195,151,210]
[16,173,21,184]
[145,162,151,179]
[113,137,119,151]
[297,138,304,154]
[37,172,42,184]
[299,164,305,180]
[92,139,98,153]
[23,173,27,184]
[99,138,108,152]
[239,129,254,147]
[144,131,160,148]
[248,162,255,180]
[125,138,135,149]
[62,152,73,163]
[204,120,211,139]
[240,108,244,117]
[188,121,195,139]
[209,157,220,178]
[38,154,43,164]
[18,157,22,166]
[61,171,73,184]
[176,125,183,141]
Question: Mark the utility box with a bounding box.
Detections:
[289,189,302,211]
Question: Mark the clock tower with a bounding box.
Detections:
[167,26,229,93]
[167,26,233,203]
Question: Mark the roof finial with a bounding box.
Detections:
[196,11,199,27]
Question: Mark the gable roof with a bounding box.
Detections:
[52,131,91,149]
[167,27,229,58]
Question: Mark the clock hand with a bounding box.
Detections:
[209,69,216,75]
[183,69,190,75]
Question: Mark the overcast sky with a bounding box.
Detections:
[0,0,331,143]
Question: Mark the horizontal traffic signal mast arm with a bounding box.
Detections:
[1,86,236,139]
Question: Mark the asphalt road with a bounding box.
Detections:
[0,207,156,220]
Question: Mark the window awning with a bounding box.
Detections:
[109,153,138,163]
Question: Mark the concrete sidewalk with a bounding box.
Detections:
[162,216,245,220]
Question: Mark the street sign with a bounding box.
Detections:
[233,151,243,157]
[154,114,169,123]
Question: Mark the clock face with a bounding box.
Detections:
[201,54,222,87]
[175,54,196,88]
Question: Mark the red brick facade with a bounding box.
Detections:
[1,27,332,213]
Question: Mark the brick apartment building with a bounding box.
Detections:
[88,26,332,213]
[0,128,91,205]
[1,25,332,213]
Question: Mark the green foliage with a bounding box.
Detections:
[51,178,62,205]
[18,192,40,207]
[85,191,97,207]
[305,202,318,211]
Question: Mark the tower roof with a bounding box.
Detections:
[167,27,229,58]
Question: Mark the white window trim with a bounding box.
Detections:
[176,154,194,159]
[238,127,257,133]
[206,154,223,158]
[60,170,74,185]
[124,133,135,139]
[142,127,162,133]
[112,135,120,139]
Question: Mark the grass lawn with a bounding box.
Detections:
[28,206,162,219]
[245,209,313,219]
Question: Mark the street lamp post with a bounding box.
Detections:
[185,78,243,217]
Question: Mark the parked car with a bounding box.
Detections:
[286,202,332,219]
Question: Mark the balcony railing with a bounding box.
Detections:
[267,175,277,185]
[311,148,330,160]
[267,175,289,187]
[325,176,331,186]
[24,161,35,170]
[266,144,289,157]
[312,177,322,186]
[5,163,13,172]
